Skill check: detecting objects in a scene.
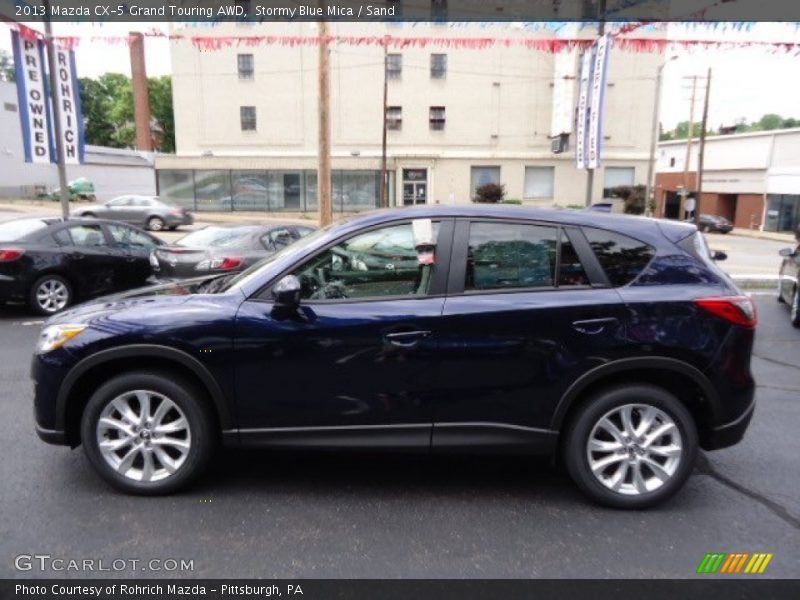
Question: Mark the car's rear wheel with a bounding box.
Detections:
[82,212,96,219]
[147,216,166,232]
[81,372,215,495]
[29,274,72,315]
[564,385,697,509]
[791,287,800,328]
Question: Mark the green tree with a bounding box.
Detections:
[148,76,175,153]
[0,49,15,82]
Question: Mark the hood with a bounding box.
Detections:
[48,277,217,325]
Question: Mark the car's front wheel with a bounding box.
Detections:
[564,385,698,509]
[147,216,166,231]
[81,372,215,495]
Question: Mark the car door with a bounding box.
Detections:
[430,219,627,452]
[52,223,119,298]
[102,196,135,222]
[106,223,162,287]
[233,219,453,449]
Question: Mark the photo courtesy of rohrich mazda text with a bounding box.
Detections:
[1,0,799,597]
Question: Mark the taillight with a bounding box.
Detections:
[0,248,24,262]
[219,257,242,270]
[694,296,757,328]
[170,208,184,216]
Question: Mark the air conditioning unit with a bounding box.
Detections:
[551,133,569,154]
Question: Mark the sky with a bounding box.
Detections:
[2,21,799,131]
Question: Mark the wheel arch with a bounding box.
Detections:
[57,344,233,446]
[551,357,721,446]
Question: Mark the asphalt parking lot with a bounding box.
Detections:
[0,295,798,579]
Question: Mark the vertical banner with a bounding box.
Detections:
[51,43,85,164]
[587,34,612,169]
[575,48,593,169]
[11,31,52,163]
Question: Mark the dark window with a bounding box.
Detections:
[558,232,590,286]
[583,228,655,287]
[108,224,158,249]
[262,227,295,251]
[431,54,447,79]
[67,225,106,247]
[429,106,446,131]
[466,222,557,291]
[4,102,17,112]
[431,0,447,20]
[107,196,131,207]
[237,54,254,79]
[287,222,439,300]
[240,106,257,131]
[387,106,402,131]
[386,54,402,80]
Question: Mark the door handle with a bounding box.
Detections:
[384,330,431,348]
[572,318,618,335]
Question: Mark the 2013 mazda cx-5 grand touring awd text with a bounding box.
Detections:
[31,206,757,508]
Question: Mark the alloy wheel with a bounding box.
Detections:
[96,390,191,483]
[586,403,683,496]
[36,279,69,313]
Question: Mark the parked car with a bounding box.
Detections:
[151,224,316,279]
[777,243,800,327]
[73,195,193,231]
[0,217,162,315]
[696,214,733,234]
[32,206,757,508]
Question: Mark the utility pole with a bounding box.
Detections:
[42,0,70,220]
[584,0,606,207]
[379,38,388,208]
[682,75,698,219]
[318,19,332,227]
[695,68,712,227]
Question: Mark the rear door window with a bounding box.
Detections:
[108,224,159,249]
[583,227,655,287]
[466,222,557,291]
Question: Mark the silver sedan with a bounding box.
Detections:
[73,195,194,231]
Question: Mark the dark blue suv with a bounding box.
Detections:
[31,206,756,508]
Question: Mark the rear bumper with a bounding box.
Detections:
[0,274,27,302]
[702,397,755,450]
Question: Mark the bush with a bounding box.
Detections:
[474,183,506,203]
[606,184,648,215]
[502,198,523,205]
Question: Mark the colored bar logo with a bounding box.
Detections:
[697,552,773,574]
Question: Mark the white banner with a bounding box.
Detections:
[587,34,612,169]
[575,49,592,169]
[11,31,52,163]
[51,44,84,165]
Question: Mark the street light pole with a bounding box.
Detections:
[379,38,388,208]
[645,56,676,217]
[584,0,606,207]
[695,68,712,227]
[42,0,70,220]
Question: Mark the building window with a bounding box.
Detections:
[524,166,555,199]
[431,0,447,20]
[386,106,402,131]
[4,102,17,112]
[238,54,254,79]
[429,106,446,131]
[431,54,447,79]
[603,167,635,199]
[386,54,402,80]
[470,166,500,197]
[240,106,257,131]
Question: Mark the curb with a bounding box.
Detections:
[729,275,779,291]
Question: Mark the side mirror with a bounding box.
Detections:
[272,274,301,310]
[779,247,795,258]
[711,250,727,261]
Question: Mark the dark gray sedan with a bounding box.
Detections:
[73,195,194,231]
[150,223,316,279]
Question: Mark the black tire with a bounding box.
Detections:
[791,287,800,328]
[147,216,166,232]
[563,384,698,509]
[168,225,178,231]
[82,212,96,219]
[28,274,72,316]
[80,371,216,495]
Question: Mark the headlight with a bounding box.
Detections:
[36,324,87,354]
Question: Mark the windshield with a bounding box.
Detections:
[216,224,334,293]
[0,219,49,242]
[175,226,260,249]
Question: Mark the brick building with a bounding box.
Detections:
[655,128,800,233]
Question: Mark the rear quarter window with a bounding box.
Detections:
[583,227,655,287]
